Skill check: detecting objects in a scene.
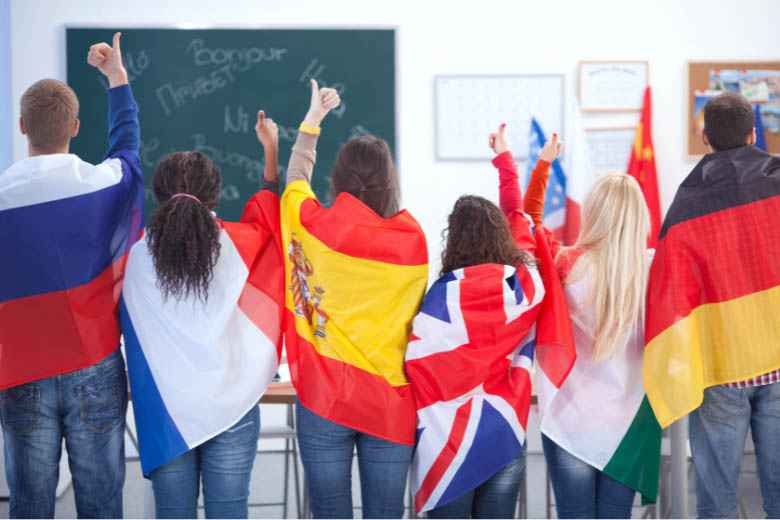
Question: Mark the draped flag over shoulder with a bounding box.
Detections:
[121,191,284,475]
[406,264,543,513]
[539,248,661,505]
[645,146,780,428]
[0,151,143,390]
[281,180,428,445]
[627,86,662,248]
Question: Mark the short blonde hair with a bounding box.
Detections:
[20,79,79,153]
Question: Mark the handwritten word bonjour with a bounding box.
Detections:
[186,39,287,70]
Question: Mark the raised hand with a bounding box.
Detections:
[489,123,510,155]
[539,133,564,163]
[255,110,279,149]
[303,79,341,128]
[87,32,128,87]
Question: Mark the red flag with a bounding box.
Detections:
[627,86,662,247]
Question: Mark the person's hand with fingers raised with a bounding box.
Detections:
[540,133,564,163]
[87,32,128,88]
[302,79,341,131]
[255,110,279,183]
[489,123,510,155]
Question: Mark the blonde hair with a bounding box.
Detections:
[562,171,650,360]
[20,79,79,153]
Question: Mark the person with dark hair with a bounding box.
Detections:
[644,89,780,518]
[404,127,566,519]
[120,111,284,519]
[281,81,428,518]
[0,33,142,519]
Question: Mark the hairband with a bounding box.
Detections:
[170,193,202,204]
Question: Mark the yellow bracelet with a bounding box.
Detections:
[299,123,321,135]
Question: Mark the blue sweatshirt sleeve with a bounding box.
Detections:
[103,84,140,160]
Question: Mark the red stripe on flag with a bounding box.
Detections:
[563,198,581,246]
[415,399,473,512]
[0,258,124,390]
[285,310,417,445]
[299,197,428,266]
[646,194,780,343]
[237,284,282,360]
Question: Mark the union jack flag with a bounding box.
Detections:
[405,264,544,513]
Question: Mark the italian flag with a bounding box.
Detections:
[536,272,661,504]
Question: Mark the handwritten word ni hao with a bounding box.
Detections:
[224,105,298,141]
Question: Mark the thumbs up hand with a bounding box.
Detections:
[489,123,510,155]
[304,79,341,128]
[87,32,128,87]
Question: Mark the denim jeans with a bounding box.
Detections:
[689,383,780,518]
[295,397,414,519]
[1,348,127,519]
[426,450,526,519]
[149,405,260,519]
[542,434,635,518]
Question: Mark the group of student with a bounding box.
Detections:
[1,32,780,520]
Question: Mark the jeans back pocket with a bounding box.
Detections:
[1,384,41,436]
[77,374,123,434]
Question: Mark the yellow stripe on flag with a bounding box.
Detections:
[645,284,780,428]
[282,181,428,387]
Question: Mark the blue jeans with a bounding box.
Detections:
[1,348,127,519]
[426,450,526,519]
[149,405,260,519]
[542,434,635,518]
[690,383,780,518]
[295,397,414,519]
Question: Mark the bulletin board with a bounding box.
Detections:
[434,75,564,160]
[688,61,780,156]
[585,127,636,175]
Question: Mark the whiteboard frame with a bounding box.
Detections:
[433,74,565,161]
[578,60,649,112]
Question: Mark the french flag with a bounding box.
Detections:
[0,101,144,391]
[121,191,284,475]
[405,264,544,513]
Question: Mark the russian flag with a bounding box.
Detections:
[121,191,284,475]
[0,149,144,390]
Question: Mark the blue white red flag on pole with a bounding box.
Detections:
[121,191,284,475]
[527,118,567,238]
[405,263,544,513]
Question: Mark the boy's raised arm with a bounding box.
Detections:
[87,32,140,158]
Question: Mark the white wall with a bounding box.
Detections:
[8,0,780,276]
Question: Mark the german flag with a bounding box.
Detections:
[281,180,428,445]
[644,146,780,428]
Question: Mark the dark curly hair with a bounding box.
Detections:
[440,195,535,277]
[146,151,222,301]
[328,135,399,218]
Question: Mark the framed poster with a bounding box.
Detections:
[435,75,564,160]
[585,127,636,175]
[578,61,648,111]
[688,61,780,156]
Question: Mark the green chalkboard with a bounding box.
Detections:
[66,28,395,222]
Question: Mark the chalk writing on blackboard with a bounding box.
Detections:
[223,105,299,142]
[98,50,150,88]
[186,39,287,69]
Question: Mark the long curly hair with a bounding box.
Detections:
[440,195,535,276]
[328,135,399,218]
[146,151,222,302]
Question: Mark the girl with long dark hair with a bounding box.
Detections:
[121,112,284,519]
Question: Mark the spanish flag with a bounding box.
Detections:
[281,180,428,444]
[644,145,780,428]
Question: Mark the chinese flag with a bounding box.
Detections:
[627,86,662,247]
